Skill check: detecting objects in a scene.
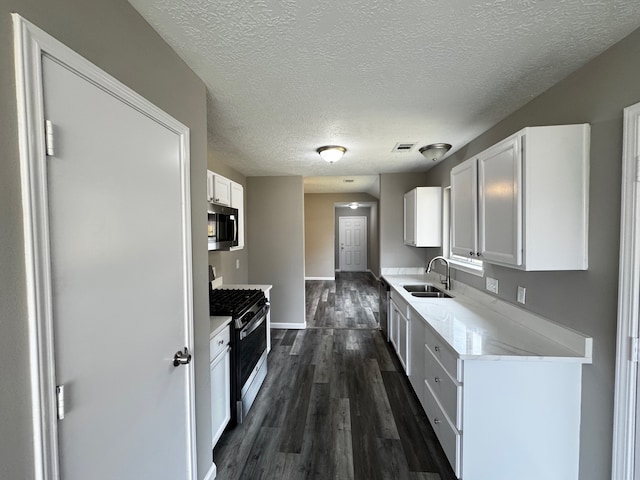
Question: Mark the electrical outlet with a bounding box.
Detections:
[517,286,526,304]
[236,259,240,269]
[486,277,499,294]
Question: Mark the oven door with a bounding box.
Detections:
[237,303,269,392]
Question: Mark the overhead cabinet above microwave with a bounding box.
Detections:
[207,170,245,251]
[450,124,590,271]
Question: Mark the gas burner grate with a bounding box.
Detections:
[209,288,264,317]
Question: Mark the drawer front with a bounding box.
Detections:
[424,324,459,380]
[210,325,231,361]
[425,344,462,429]
[424,380,461,477]
[390,291,409,317]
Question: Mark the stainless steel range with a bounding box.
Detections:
[209,288,269,425]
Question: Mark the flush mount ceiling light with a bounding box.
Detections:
[419,143,452,162]
[317,145,347,163]
[349,202,359,210]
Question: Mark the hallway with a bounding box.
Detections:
[214,273,456,480]
[306,272,380,329]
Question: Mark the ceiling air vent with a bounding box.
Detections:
[343,179,355,183]
[392,142,417,152]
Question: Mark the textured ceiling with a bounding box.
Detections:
[304,175,380,198]
[129,0,640,187]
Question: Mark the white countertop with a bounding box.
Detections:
[383,274,592,363]
[210,315,232,338]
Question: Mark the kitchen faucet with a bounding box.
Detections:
[427,256,451,290]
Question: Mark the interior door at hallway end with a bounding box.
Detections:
[41,55,194,479]
[339,216,367,272]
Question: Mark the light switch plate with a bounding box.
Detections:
[486,277,499,294]
[236,259,240,269]
[517,286,526,304]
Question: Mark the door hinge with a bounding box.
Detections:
[56,385,65,420]
[631,337,640,363]
[45,120,55,156]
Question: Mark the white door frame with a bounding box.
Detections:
[13,15,196,480]
[612,101,640,480]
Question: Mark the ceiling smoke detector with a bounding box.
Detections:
[419,143,452,162]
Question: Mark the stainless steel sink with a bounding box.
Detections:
[410,291,452,298]
[403,284,452,298]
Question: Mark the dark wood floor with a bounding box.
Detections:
[214,272,456,480]
[306,272,380,329]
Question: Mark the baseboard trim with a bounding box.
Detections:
[305,276,335,281]
[271,322,306,330]
[203,463,216,480]
[368,269,379,281]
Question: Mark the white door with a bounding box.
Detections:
[39,52,194,478]
[339,216,367,271]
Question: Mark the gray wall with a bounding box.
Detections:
[379,172,438,269]
[304,192,379,278]
[424,27,640,480]
[0,2,212,479]
[248,176,306,327]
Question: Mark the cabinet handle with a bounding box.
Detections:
[434,345,440,352]
[434,418,441,425]
[217,339,224,346]
[434,377,440,383]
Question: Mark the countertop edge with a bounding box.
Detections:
[210,315,232,338]
[383,273,592,363]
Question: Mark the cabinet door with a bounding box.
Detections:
[212,174,231,206]
[230,181,244,249]
[478,135,522,266]
[398,312,410,374]
[451,158,478,257]
[404,189,416,246]
[389,302,399,352]
[210,346,231,447]
[409,315,425,401]
[207,170,214,203]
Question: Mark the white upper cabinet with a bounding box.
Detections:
[206,170,214,203]
[451,159,479,258]
[230,180,244,250]
[404,187,442,247]
[478,135,522,266]
[451,124,590,271]
[208,170,231,206]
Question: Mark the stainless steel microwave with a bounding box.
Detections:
[207,203,239,251]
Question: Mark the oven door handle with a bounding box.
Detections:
[239,302,270,340]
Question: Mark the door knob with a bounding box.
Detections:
[173,347,192,367]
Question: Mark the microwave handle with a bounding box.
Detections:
[233,216,238,242]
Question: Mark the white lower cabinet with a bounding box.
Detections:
[390,293,410,374]
[210,326,231,448]
[410,318,583,480]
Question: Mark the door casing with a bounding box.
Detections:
[612,101,640,480]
